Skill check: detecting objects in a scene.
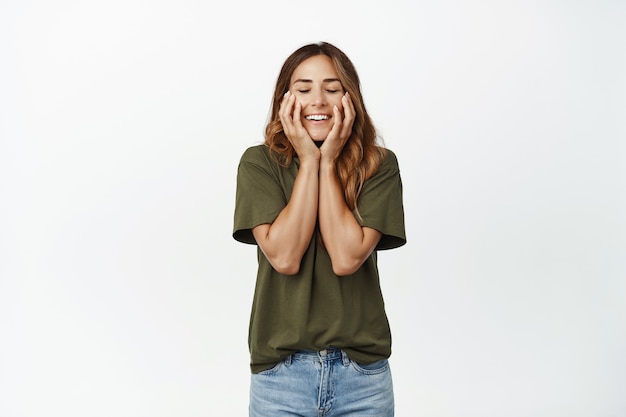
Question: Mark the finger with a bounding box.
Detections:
[279,92,293,121]
[293,101,304,130]
[278,91,290,118]
[340,93,355,139]
[294,101,315,145]
[279,92,296,136]
[327,104,343,140]
[343,92,356,121]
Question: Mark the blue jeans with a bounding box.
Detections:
[249,349,394,416]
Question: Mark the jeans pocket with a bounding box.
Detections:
[256,360,284,376]
[349,358,390,375]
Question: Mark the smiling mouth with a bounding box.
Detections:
[305,114,330,121]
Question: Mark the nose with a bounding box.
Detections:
[311,89,327,107]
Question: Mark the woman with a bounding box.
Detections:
[233,42,406,416]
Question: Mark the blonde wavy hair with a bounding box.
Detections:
[265,42,386,213]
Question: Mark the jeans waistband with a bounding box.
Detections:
[289,348,348,364]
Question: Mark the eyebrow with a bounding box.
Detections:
[292,78,342,84]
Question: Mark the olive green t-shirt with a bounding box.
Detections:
[233,144,406,374]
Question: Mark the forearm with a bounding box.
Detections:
[318,160,381,276]
[253,158,319,275]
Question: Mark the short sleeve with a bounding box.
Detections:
[233,146,287,245]
[356,149,406,250]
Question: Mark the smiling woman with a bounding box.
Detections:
[264,42,387,217]
[233,42,406,416]
[289,55,344,141]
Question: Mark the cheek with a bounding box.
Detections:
[333,98,344,112]
[292,94,307,107]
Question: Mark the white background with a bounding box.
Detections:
[1,0,625,416]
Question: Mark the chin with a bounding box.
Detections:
[307,130,330,142]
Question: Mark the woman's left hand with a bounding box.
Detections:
[320,92,355,163]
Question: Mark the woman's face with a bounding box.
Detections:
[289,55,345,141]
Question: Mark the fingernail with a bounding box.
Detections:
[284,91,290,97]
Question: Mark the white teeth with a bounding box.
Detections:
[305,114,329,121]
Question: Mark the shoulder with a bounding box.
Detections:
[240,144,271,164]
[360,147,401,188]
[378,147,400,171]
[239,144,286,171]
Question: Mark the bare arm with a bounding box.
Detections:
[318,161,381,276]
[252,92,321,275]
[318,93,381,276]
[252,158,319,275]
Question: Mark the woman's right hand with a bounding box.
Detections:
[279,91,320,162]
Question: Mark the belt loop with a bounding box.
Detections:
[284,355,292,366]
[341,350,350,366]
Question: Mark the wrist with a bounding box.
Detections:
[299,155,321,169]
[319,158,337,175]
